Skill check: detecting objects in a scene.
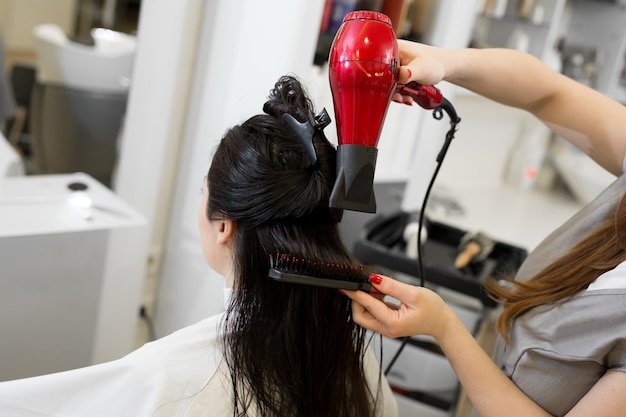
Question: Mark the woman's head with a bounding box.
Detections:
[203,75,379,416]
[205,75,347,284]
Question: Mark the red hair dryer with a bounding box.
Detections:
[328,11,446,213]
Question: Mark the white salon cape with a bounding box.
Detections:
[0,289,398,416]
[0,312,227,416]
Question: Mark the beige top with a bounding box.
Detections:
[187,347,398,416]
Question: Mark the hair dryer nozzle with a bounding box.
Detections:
[330,144,377,213]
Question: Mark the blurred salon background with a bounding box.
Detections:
[1,1,625,416]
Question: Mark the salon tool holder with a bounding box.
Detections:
[354,211,526,306]
[454,231,496,269]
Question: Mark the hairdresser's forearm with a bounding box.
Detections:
[435,311,551,417]
[444,48,626,176]
[444,48,561,111]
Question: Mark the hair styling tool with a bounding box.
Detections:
[327,11,397,213]
[327,11,461,377]
[282,108,332,166]
[268,253,372,292]
[454,231,495,269]
[327,11,460,214]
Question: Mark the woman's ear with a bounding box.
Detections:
[217,219,236,245]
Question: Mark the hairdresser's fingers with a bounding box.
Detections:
[370,290,387,302]
[346,289,399,310]
[345,288,414,338]
[347,277,454,339]
[398,61,445,86]
[391,91,414,106]
[397,40,447,85]
[383,298,401,310]
[397,39,418,67]
[346,293,390,335]
[368,274,421,307]
[398,66,414,85]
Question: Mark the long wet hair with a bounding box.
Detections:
[485,191,626,342]
[206,75,380,416]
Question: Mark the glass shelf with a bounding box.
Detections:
[476,13,551,30]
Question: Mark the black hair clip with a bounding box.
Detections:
[282,108,331,166]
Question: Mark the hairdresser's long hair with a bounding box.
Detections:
[485,191,626,343]
[207,75,379,417]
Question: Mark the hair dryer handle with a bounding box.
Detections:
[397,81,442,109]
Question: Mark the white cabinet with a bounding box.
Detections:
[0,173,145,380]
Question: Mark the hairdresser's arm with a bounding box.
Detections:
[346,275,626,416]
[344,274,552,417]
[395,40,626,176]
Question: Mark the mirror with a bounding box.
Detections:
[0,0,141,187]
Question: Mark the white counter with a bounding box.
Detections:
[426,182,586,253]
[0,172,145,237]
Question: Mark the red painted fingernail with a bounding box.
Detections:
[406,68,412,79]
[338,289,346,295]
[369,273,383,285]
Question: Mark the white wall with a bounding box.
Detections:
[95,0,206,361]
[400,0,482,212]
[146,0,327,336]
[433,91,532,188]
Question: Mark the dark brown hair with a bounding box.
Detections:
[207,75,380,416]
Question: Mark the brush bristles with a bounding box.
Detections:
[268,253,372,292]
[270,253,365,281]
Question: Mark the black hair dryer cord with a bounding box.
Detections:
[384,97,460,377]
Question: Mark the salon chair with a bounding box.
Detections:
[29,83,127,187]
[0,28,16,134]
[4,63,36,158]
[29,24,136,188]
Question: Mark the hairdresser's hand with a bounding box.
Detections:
[393,40,451,105]
[343,274,454,341]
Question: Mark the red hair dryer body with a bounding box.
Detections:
[328,11,398,213]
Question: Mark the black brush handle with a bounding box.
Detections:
[268,268,372,292]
